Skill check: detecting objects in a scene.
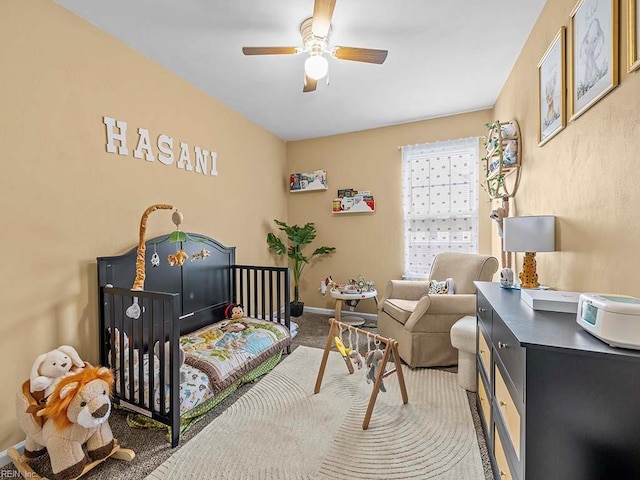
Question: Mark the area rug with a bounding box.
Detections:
[146,346,484,480]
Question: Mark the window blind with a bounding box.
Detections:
[401,137,480,279]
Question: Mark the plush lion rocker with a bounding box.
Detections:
[16,366,116,480]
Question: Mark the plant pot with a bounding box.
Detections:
[290,302,304,317]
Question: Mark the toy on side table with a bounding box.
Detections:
[12,356,135,480]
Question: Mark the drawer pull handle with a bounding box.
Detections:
[478,307,486,313]
[479,349,485,354]
[500,470,507,477]
[499,400,507,407]
[498,342,508,349]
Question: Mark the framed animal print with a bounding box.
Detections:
[538,27,566,146]
[568,0,619,121]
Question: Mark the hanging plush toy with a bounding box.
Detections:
[334,336,350,358]
[348,350,364,370]
[167,250,188,266]
[366,348,386,393]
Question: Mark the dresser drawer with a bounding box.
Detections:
[478,325,491,377]
[477,372,491,428]
[492,314,525,400]
[494,424,516,480]
[494,363,521,459]
[477,292,492,334]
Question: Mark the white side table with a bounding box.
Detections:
[329,288,378,326]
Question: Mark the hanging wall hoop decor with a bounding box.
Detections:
[482,120,522,200]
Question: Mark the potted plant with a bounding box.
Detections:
[267,219,336,317]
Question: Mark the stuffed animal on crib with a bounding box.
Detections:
[16,366,115,480]
[153,341,187,384]
[224,303,245,320]
[366,349,386,393]
[30,345,85,399]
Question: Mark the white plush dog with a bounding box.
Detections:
[29,345,85,397]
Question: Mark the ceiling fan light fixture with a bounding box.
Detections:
[304,54,328,80]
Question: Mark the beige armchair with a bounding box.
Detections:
[377,252,498,368]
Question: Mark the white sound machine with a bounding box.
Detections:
[577,293,640,349]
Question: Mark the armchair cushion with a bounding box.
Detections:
[381,299,417,326]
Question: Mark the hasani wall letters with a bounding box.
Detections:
[103,116,218,176]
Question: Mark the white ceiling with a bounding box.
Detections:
[54,0,546,141]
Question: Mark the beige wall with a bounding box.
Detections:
[493,0,640,293]
[286,110,494,314]
[0,0,287,450]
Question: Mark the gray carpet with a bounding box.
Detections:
[146,346,484,480]
[2,312,494,479]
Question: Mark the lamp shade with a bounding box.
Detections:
[503,215,555,253]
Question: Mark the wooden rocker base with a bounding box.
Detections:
[8,439,135,480]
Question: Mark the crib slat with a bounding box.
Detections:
[158,300,165,416]
[118,296,126,402]
[169,296,181,448]
[253,268,258,318]
[137,300,145,406]
[260,270,266,320]
[238,268,245,310]
[148,299,155,413]
[126,297,135,404]
[268,271,274,322]
[276,273,282,324]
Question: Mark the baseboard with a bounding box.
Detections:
[302,306,378,322]
[0,441,24,468]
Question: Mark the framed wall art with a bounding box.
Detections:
[538,27,566,146]
[630,0,640,72]
[568,0,619,121]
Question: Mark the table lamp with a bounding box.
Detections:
[503,215,555,289]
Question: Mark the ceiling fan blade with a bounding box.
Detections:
[312,0,336,38]
[333,47,388,64]
[303,75,317,93]
[242,47,299,56]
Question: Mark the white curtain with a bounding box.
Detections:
[401,137,480,279]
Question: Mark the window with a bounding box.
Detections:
[401,137,479,279]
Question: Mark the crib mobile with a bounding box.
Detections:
[125,204,211,320]
[315,318,409,429]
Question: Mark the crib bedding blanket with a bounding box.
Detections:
[115,354,213,415]
[182,317,292,393]
[112,316,291,414]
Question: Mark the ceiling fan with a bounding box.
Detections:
[242,0,388,93]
